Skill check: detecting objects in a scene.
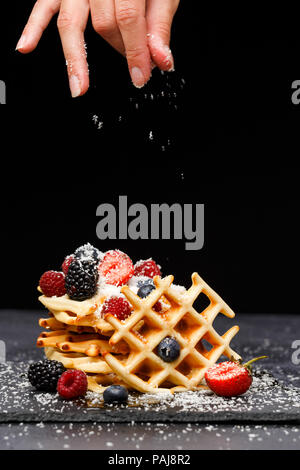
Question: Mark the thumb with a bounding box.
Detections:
[146,0,179,71]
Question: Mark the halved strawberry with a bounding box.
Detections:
[98,250,134,286]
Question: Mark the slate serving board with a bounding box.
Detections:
[1,362,300,423]
[1,311,300,424]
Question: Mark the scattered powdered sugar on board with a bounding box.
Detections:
[2,419,300,450]
[85,369,300,416]
[2,362,300,423]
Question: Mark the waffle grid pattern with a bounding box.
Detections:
[100,273,240,393]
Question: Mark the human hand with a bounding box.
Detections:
[16,0,180,97]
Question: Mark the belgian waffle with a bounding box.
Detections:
[98,273,240,393]
[37,330,129,356]
[45,346,113,374]
[45,348,130,393]
[37,272,240,394]
[38,291,114,335]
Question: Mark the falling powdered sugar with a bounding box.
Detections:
[90,69,186,151]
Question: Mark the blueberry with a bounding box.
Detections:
[137,283,155,298]
[103,385,128,404]
[157,337,180,363]
[137,277,154,288]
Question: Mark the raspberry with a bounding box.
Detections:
[134,259,161,278]
[62,255,74,275]
[98,250,134,286]
[39,271,66,297]
[153,300,163,312]
[65,259,99,301]
[28,359,66,392]
[57,369,88,399]
[101,296,133,321]
[152,297,170,313]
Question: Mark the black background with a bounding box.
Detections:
[0,2,299,314]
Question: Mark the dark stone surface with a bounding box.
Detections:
[0,310,300,449]
[2,421,300,450]
[1,310,300,424]
[1,361,300,424]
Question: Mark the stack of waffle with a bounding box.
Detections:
[37,273,241,394]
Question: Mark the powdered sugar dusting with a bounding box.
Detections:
[134,258,153,269]
[84,368,300,417]
[128,275,151,294]
[74,243,103,263]
[98,284,123,299]
[170,284,186,295]
[1,362,300,426]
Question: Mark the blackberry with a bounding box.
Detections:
[28,359,66,392]
[74,243,101,263]
[65,258,99,301]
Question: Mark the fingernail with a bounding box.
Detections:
[162,45,175,72]
[69,75,81,98]
[131,66,146,88]
[16,35,27,51]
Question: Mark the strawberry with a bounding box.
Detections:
[39,271,66,297]
[205,356,268,397]
[134,259,161,278]
[98,250,134,286]
[101,296,133,321]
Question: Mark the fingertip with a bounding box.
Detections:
[15,36,28,52]
[148,34,175,72]
[162,45,175,72]
[69,75,81,98]
[151,46,174,72]
[128,53,152,88]
[15,35,38,54]
[130,66,152,89]
[15,45,35,54]
[68,74,89,98]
